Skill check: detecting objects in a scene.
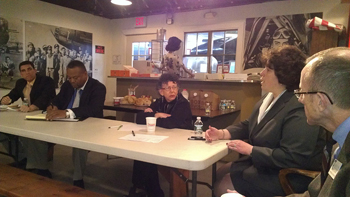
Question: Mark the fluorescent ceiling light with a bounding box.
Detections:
[111,0,132,6]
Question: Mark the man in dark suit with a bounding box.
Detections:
[291,47,350,197]
[0,60,55,177]
[46,60,106,188]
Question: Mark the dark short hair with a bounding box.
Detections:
[19,61,35,70]
[157,73,179,90]
[261,45,307,92]
[67,60,86,72]
[306,47,350,109]
[165,37,181,52]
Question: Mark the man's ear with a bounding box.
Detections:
[316,92,330,111]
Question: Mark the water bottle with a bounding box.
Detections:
[181,89,189,100]
[194,117,203,136]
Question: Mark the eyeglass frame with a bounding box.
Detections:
[161,85,179,92]
[294,89,333,105]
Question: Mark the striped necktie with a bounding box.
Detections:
[23,83,32,105]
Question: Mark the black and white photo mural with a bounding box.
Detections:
[0,17,23,89]
[243,12,322,70]
[25,21,93,88]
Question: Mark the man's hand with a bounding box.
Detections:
[155,112,171,118]
[19,104,39,113]
[46,105,58,113]
[1,96,11,105]
[46,109,66,120]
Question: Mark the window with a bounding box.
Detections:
[132,42,151,66]
[183,30,238,73]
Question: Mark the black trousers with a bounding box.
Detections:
[132,160,164,197]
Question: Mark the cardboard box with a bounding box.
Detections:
[189,90,202,109]
[110,70,130,77]
[223,73,248,80]
[194,73,207,80]
[200,91,220,111]
[207,73,223,80]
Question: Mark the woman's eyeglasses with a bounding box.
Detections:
[162,86,178,92]
[294,89,333,105]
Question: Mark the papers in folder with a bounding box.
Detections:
[25,113,78,122]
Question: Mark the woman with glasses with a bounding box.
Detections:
[205,45,325,197]
[159,36,194,78]
[128,73,192,197]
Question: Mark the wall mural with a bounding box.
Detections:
[0,16,23,89]
[243,12,322,70]
[25,21,93,89]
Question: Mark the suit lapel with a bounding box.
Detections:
[250,91,294,138]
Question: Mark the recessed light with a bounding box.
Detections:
[111,0,132,6]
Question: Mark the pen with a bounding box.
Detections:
[132,130,135,136]
[108,125,123,129]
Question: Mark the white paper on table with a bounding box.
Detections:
[119,134,168,143]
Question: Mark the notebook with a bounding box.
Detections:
[25,113,78,122]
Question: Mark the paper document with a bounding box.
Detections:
[119,134,168,143]
[25,113,78,122]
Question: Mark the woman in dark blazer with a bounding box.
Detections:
[205,45,325,197]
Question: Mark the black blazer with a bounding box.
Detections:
[227,91,325,195]
[136,93,192,130]
[1,75,56,110]
[52,77,106,119]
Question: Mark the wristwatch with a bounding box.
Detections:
[65,110,70,118]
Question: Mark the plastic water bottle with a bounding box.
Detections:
[181,89,189,100]
[194,117,203,136]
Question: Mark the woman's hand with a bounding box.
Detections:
[226,140,253,156]
[205,126,221,142]
[144,108,153,113]
[155,112,171,118]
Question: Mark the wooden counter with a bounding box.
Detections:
[108,76,262,122]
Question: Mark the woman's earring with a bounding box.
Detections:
[162,96,164,103]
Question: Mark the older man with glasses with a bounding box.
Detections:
[288,47,350,197]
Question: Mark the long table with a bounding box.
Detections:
[0,110,230,197]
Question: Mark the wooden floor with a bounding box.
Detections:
[0,143,225,197]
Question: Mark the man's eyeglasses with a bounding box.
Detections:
[294,89,333,105]
[162,86,178,92]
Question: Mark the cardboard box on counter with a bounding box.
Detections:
[207,73,223,80]
[194,73,207,80]
[110,70,130,77]
[200,91,220,111]
[189,90,202,109]
[223,73,248,80]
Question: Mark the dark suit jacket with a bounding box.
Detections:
[292,131,350,197]
[52,77,106,119]
[1,75,56,110]
[227,91,325,195]
[136,93,192,130]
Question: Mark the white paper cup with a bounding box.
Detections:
[146,117,157,133]
[221,193,244,197]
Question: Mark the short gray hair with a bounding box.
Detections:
[306,47,350,109]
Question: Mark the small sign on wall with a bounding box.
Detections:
[135,16,147,28]
[95,45,105,54]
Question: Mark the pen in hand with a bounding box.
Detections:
[132,130,135,136]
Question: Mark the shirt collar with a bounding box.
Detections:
[27,78,36,86]
[333,116,350,149]
[78,77,88,91]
